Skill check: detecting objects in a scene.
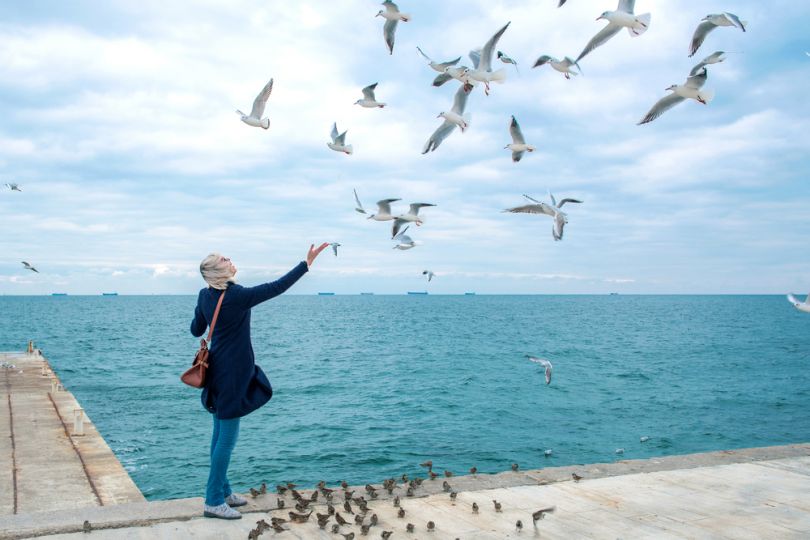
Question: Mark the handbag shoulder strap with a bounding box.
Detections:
[206,289,226,343]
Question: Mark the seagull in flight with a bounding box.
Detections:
[355,83,386,108]
[368,198,401,222]
[505,116,535,162]
[422,270,436,282]
[4,183,22,192]
[462,22,511,95]
[638,66,714,125]
[353,189,367,214]
[21,261,39,273]
[533,55,581,79]
[377,0,411,55]
[575,0,651,64]
[416,47,461,87]
[689,51,728,76]
[392,226,416,250]
[236,78,274,129]
[504,193,583,241]
[526,355,553,385]
[391,203,436,238]
[327,123,353,155]
[423,85,472,154]
[329,243,341,257]
[689,13,746,58]
[787,293,810,313]
[497,51,519,72]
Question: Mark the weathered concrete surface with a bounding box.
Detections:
[0,351,144,519]
[1,443,808,539]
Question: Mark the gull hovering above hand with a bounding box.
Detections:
[638,66,714,125]
[504,192,583,241]
[526,355,553,385]
[689,51,728,76]
[423,84,472,154]
[463,22,511,95]
[689,13,746,58]
[377,0,411,55]
[575,1,651,64]
[4,183,22,192]
[327,123,353,155]
[21,261,39,273]
[422,270,435,282]
[787,293,810,313]
[391,203,436,238]
[355,83,386,108]
[505,116,535,162]
[236,78,274,129]
[533,55,581,79]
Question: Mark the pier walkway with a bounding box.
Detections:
[1,348,809,538]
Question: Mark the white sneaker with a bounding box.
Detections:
[225,493,248,507]
[203,503,242,519]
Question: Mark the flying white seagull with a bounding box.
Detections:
[422,270,435,282]
[689,13,746,58]
[504,193,583,241]
[391,203,436,238]
[638,67,714,125]
[353,189,367,214]
[533,55,581,79]
[462,22,511,95]
[527,355,553,385]
[417,47,461,87]
[689,51,728,76]
[327,123,353,155]
[4,183,22,192]
[497,51,519,72]
[21,261,39,273]
[355,83,386,108]
[368,198,401,221]
[575,0,651,64]
[505,116,535,162]
[392,226,417,250]
[236,78,274,129]
[423,84,472,154]
[329,243,341,257]
[377,0,410,55]
[787,293,810,313]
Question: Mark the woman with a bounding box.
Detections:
[191,243,328,519]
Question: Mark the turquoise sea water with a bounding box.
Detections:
[1,295,808,501]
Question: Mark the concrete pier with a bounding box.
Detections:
[0,350,144,518]
[1,349,809,538]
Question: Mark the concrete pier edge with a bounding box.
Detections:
[1,442,808,539]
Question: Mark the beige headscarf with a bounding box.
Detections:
[199,253,236,290]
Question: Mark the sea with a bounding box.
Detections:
[1,295,808,501]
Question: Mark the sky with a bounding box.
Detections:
[0,0,809,295]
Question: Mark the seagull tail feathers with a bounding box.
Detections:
[697,89,715,104]
[628,13,651,36]
[344,145,354,155]
[261,118,270,129]
[488,68,508,83]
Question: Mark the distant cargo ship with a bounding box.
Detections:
[318,292,335,296]
[51,293,68,296]
[407,291,428,295]
[464,292,476,296]
[609,292,619,296]
[102,292,118,296]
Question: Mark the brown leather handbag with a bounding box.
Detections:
[181,289,226,388]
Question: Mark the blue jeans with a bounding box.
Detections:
[205,415,240,506]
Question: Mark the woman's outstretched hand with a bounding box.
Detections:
[306,243,329,268]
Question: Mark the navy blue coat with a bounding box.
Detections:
[190,261,309,419]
